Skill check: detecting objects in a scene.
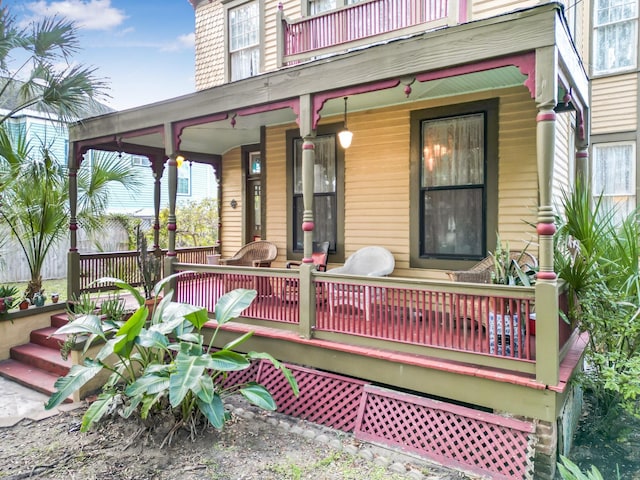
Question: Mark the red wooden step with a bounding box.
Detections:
[10,343,72,377]
[30,326,68,350]
[0,359,69,399]
[50,313,70,328]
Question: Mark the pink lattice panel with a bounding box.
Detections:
[215,360,261,390]
[355,385,535,479]
[256,362,367,432]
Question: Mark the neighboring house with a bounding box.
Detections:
[584,0,638,223]
[67,1,591,478]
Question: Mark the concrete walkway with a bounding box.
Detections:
[0,377,81,427]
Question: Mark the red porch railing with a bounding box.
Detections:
[278,0,465,65]
[173,264,540,365]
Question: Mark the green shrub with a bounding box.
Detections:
[45,272,298,440]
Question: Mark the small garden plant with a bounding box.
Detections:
[45,272,298,442]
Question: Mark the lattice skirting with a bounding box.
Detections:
[224,360,536,479]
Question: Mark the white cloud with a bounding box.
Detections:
[161,32,195,52]
[24,0,126,31]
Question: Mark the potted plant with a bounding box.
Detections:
[487,237,537,355]
[136,225,161,302]
[0,285,20,315]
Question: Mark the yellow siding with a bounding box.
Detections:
[591,74,638,134]
[220,148,243,258]
[470,0,540,21]
[496,89,538,252]
[553,112,574,208]
[264,0,301,74]
[262,87,539,278]
[264,123,293,266]
[194,2,225,90]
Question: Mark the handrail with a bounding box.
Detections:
[278,0,460,65]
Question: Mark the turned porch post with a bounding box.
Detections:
[67,143,80,300]
[164,123,178,288]
[534,46,560,386]
[151,154,164,252]
[298,94,316,339]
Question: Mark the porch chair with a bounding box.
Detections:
[219,240,277,297]
[285,241,330,271]
[278,241,331,303]
[219,240,277,267]
[327,246,395,321]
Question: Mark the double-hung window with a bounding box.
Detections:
[292,134,338,252]
[411,100,498,269]
[593,0,638,75]
[592,142,636,224]
[421,113,485,258]
[177,164,191,196]
[229,1,260,81]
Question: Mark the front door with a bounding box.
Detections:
[246,150,262,243]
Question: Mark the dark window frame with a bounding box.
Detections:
[409,99,499,270]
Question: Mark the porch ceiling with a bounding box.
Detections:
[174,66,527,156]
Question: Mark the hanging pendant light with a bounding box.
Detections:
[338,96,353,149]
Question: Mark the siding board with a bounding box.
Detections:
[591,74,637,134]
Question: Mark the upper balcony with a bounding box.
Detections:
[277,0,468,66]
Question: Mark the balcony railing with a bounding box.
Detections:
[277,0,465,65]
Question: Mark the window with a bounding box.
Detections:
[308,0,362,15]
[131,154,150,167]
[292,135,337,251]
[593,0,638,75]
[410,100,498,269]
[229,1,260,81]
[177,164,191,195]
[592,142,636,224]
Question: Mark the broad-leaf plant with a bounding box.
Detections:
[46,272,298,439]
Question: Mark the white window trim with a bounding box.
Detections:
[592,141,637,219]
[592,0,638,76]
[223,0,264,83]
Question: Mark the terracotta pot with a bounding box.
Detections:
[19,300,30,310]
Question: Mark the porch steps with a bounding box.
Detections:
[0,312,72,399]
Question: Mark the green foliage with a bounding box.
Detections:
[0,7,107,126]
[136,224,161,300]
[45,273,299,441]
[557,456,619,480]
[556,180,640,423]
[489,235,536,286]
[0,285,20,314]
[157,198,218,248]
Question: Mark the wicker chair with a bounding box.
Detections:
[447,251,538,284]
[219,241,277,267]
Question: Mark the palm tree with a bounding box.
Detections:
[0,129,141,299]
[0,5,125,299]
[0,7,106,124]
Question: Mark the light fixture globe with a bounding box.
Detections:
[338,96,353,149]
[338,128,353,149]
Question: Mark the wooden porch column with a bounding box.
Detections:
[67,143,80,300]
[534,46,559,386]
[575,139,589,185]
[164,123,178,288]
[298,94,316,339]
[151,155,164,252]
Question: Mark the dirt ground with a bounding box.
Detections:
[0,398,477,480]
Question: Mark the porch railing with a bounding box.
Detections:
[173,264,545,370]
[277,0,465,65]
[78,246,217,293]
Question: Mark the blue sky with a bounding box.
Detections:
[5,0,196,110]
